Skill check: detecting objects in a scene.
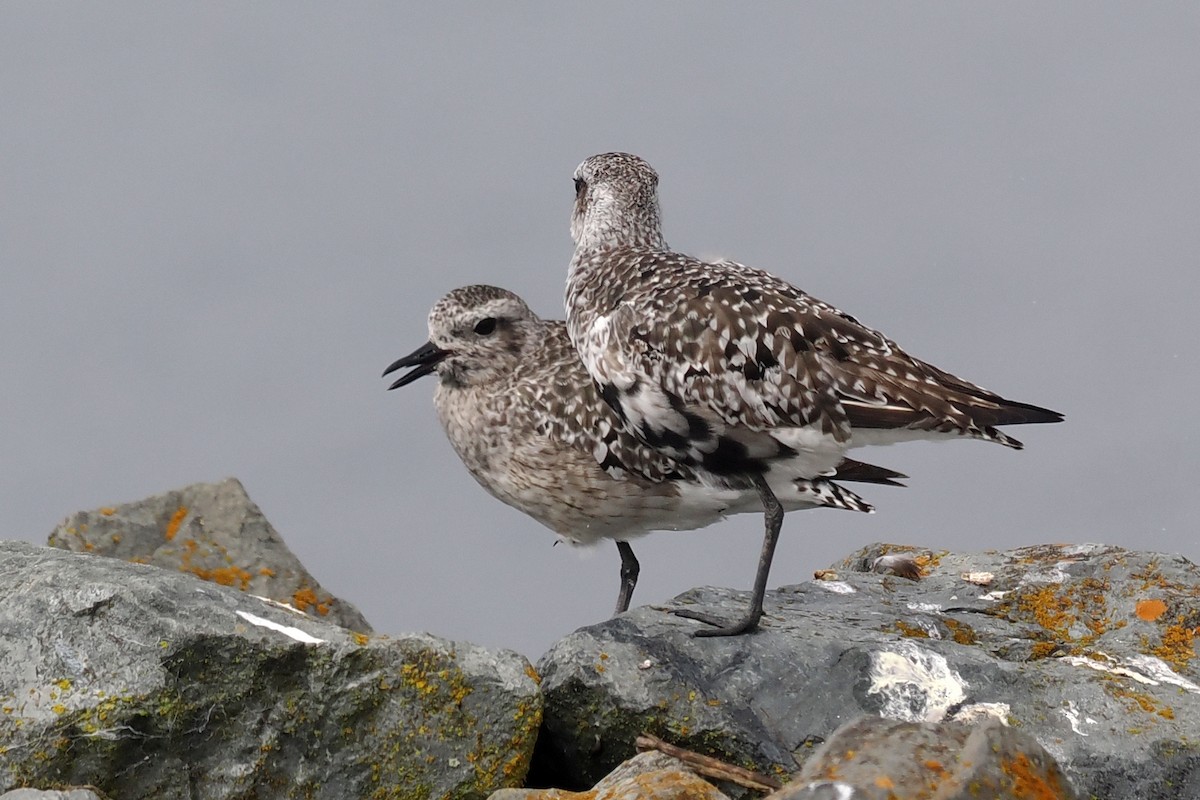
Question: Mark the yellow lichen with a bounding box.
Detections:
[1150,618,1197,670]
[1029,642,1058,660]
[944,618,978,645]
[893,620,930,638]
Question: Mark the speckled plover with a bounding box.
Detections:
[384,285,905,617]
[566,152,1062,636]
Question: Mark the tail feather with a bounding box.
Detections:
[832,458,907,487]
[794,479,874,514]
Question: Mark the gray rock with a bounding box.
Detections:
[1,790,110,800]
[766,715,1077,799]
[0,541,541,800]
[535,542,1200,799]
[48,477,371,632]
[491,751,730,800]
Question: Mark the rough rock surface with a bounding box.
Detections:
[48,477,371,632]
[0,790,109,800]
[534,542,1200,799]
[766,715,1077,799]
[0,541,541,800]
[490,751,729,800]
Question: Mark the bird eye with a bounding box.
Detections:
[473,317,497,336]
[574,178,586,197]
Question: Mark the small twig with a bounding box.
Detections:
[635,732,783,793]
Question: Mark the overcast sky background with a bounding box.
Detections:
[3,4,1198,659]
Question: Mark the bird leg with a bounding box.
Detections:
[614,540,640,614]
[674,473,783,636]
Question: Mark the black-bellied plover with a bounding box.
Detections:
[383,285,906,616]
[566,152,1063,636]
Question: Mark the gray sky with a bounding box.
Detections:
[3,4,1198,659]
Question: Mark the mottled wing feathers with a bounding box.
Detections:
[518,323,691,484]
[519,319,903,499]
[570,247,1060,455]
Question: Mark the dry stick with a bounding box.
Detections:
[635,733,783,793]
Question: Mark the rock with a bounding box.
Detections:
[491,751,729,800]
[0,541,541,800]
[534,542,1200,799]
[0,790,110,800]
[766,715,1076,799]
[48,478,371,632]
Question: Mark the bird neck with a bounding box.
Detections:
[573,194,667,252]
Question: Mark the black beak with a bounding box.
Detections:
[382,341,449,390]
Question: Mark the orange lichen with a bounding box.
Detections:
[292,587,318,612]
[1136,599,1168,621]
[188,565,252,590]
[164,506,188,541]
[352,632,370,646]
[1010,577,1118,653]
[1000,752,1067,799]
[893,621,930,638]
[290,586,330,615]
[524,663,541,685]
[1028,642,1058,660]
[1150,618,1197,670]
[1017,586,1075,638]
[913,553,940,574]
[874,775,895,789]
[258,567,276,577]
[1107,683,1162,715]
[944,618,978,645]
[99,507,116,516]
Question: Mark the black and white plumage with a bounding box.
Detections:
[566,152,1063,636]
[383,285,904,617]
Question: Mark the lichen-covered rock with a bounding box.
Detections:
[766,715,1077,799]
[534,542,1200,799]
[491,752,729,800]
[48,477,371,632]
[0,541,541,800]
[0,789,110,800]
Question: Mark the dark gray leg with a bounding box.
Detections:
[673,473,783,636]
[614,540,640,615]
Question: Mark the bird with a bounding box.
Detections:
[566,152,1063,637]
[383,284,906,617]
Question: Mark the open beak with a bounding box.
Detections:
[382,341,449,390]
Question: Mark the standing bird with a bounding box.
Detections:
[383,285,905,617]
[566,152,1063,637]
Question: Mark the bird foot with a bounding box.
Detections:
[672,608,761,637]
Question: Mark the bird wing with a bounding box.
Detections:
[519,323,694,484]
[576,249,1059,455]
